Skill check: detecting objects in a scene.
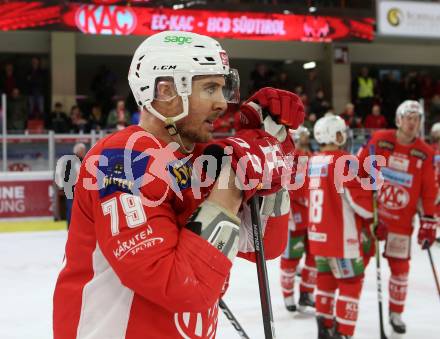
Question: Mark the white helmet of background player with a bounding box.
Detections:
[395,100,423,128]
[313,114,347,146]
[290,125,310,143]
[128,31,240,134]
[430,122,440,142]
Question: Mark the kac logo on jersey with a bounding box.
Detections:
[378,182,409,210]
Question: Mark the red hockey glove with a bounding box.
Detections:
[203,129,292,202]
[373,220,388,241]
[239,87,305,130]
[418,216,437,249]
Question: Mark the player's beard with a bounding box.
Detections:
[176,120,212,144]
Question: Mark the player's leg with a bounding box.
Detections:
[387,257,410,334]
[328,257,365,339]
[315,256,337,339]
[298,241,317,311]
[383,231,411,334]
[280,230,306,312]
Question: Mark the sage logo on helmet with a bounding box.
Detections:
[164,35,193,45]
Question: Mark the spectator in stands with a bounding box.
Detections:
[304,69,322,102]
[0,63,17,97]
[303,112,317,131]
[352,66,375,119]
[275,71,293,91]
[64,143,87,228]
[379,72,402,126]
[403,71,421,100]
[428,94,440,126]
[87,103,105,131]
[25,56,47,119]
[91,64,117,116]
[47,102,70,133]
[249,62,273,94]
[6,88,27,131]
[69,105,88,133]
[294,84,304,96]
[106,99,130,130]
[364,104,387,129]
[309,89,330,119]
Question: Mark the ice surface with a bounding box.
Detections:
[0,230,439,339]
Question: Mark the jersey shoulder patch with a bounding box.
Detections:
[98,148,150,199]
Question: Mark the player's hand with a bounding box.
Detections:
[418,216,437,249]
[373,220,388,241]
[239,87,305,130]
[203,129,291,202]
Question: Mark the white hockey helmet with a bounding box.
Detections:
[313,114,347,146]
[395,100,423,127]
[290,125,310,143]
[128,31,240,130]
[430,122,440,140]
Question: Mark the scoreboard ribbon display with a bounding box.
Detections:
[0,1,373,42]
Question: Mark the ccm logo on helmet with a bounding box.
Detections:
[164,36,192,45]
[153,65,177,70]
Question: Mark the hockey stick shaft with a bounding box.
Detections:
[369,144,388,339]
[249,195,275,339]
[218,299,250,339]
[426,247,440,300]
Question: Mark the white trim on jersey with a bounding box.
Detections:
[303,265,317,272]
[343,187,373,219]
[341,195,361,258]
[338,295,359,304]
[316,290,335,298]
[316,312,334,319]
[336,316,357,326]
[390,277,408,286]
[76,243,134,339]
[300,281,316,289]
[389,297,406,305]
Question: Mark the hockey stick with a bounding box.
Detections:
[219,299,250,339]
[369,144,388,339]
[249,195,275,339]
[426,246,440,300]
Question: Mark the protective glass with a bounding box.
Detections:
[195,69,240,104]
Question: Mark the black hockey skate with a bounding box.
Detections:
[333,332,352,339]
[389,312,406,334]
[298,291,315,312]
[316,316,333,339]
[283,295,297,312]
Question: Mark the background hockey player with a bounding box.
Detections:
[52,31,305,339]
[280,125,317,312]
[429,122,440,243]
[358,100,438,335]
[309,115,373,339]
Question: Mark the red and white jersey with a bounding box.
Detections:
[289,149,311,231]
[53,125,288,339]
[358,130,438,235]
[307,150,373,258]
[431,143,440,215]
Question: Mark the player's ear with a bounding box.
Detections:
[155,79,177,101]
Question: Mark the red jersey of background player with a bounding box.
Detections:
[53,126,289,339]
[290,148,312,232]
[307,150,373,258]
[358,129,437,235]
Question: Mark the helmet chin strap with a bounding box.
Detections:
[144,96,195,154]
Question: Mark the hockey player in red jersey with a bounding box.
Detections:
[309,115,373,339]
[430,122,440,243]
[358,100,438,335]
[280,125,317,312]
[52,31,305,339]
